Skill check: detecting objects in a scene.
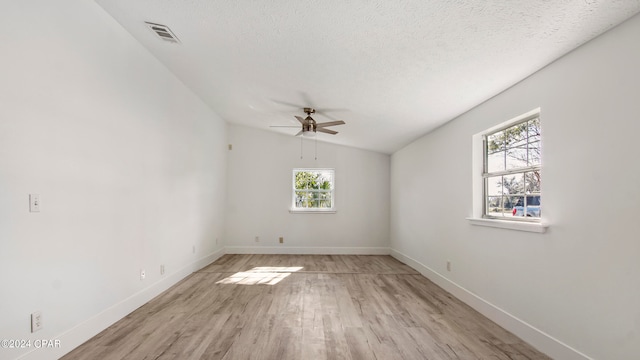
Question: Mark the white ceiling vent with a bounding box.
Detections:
[144,22,180,44]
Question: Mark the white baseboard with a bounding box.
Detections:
[390,249,593,360]
[225,246,390,255]
[18,248,225,360]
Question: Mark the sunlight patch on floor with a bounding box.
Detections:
[216,266,304,285]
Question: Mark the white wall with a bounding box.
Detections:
[390,12,640,360]
[225,125,390,253]
[0,2,227,359]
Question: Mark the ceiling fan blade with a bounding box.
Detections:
[316,120,346,128]
[315,109,349,121]
[317,128,338,135]
[316,108,349,113]
[295,116,307,125]
[271,99,304,108]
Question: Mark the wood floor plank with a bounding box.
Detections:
[322,313,353,360]
[362,316,413,360]
[62,255,551,360]
[300,326,326,360]
[344,327,377,360]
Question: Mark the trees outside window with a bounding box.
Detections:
[292,169,335,211]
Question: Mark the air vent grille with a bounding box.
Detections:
[144,22,180,44]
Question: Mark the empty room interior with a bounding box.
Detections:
[2,1,640,359]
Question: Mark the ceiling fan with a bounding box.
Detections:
[271,108,345,137]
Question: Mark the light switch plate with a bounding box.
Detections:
[31,311,42,332]
[29,194,40,212]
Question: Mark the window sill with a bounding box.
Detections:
[466,217,548,233]
[289,209,336,214]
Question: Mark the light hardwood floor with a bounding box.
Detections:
[62,255,551,359]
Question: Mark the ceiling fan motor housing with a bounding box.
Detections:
[305,116,316,130]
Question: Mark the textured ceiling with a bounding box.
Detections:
[95,0,640,154]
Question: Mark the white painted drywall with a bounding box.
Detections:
[225,125,390,253]
[0,1,227,359]
[390,12,640,360]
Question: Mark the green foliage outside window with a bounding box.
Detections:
[294,170,333,209]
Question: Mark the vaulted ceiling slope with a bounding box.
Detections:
[96,0,640,154]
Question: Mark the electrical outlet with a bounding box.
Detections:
[29,194,40,212]
[31,311,42,332]
[160,264,165,275]
[255,236,259,243]
[446,260,451,272]
[279,237,284,244]
[140,269,146,280]
[192,245,195,254]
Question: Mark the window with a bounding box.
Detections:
[291,169,335,212]
[483,111,541,221]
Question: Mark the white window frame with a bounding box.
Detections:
[468,108,548,233]
[290,168,336,213]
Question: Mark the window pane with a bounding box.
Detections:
[528,140,541,166]
[319,199,332,208]
[528,118,541,140]
[487,195,517,217]
[295,191,310,207]
[487,132,504,154]
[525,171,541,193]
[487,176,504,197]
[487,152,505,173]
[498,123,527,150]
[505,147,528,170]
[295,171,317,190]
[502,173,524,195]
[525,195,541,218]
[526,195,541,206]
[505,134,527,151]
[487,196,503,216]
[509,195,523,210]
